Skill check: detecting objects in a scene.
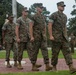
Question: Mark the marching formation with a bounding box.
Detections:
[2,1,76,74]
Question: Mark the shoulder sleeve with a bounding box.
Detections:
[27,18,34,23]
[49,12,57,23]
[31,15,35,22]
[16,17,21,26]
[2,23,7,30]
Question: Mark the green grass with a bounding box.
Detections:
[0,71,76,75]
[0,49,76,59]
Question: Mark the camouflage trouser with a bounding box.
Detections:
[17,42,28,62]
[5,41,17,61]
[27,40,49,64]
[70,43,75,53]
[51,40,73,66]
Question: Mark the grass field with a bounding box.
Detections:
[0,71,76,75]
[0,49,76,59]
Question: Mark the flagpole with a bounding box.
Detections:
[12,0,17,23]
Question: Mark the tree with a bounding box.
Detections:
[68,0,76,36]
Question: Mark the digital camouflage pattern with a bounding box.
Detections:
[2,21,17,61]
[51,40,72,66]
[49,11,68,42]
[16,16,32,42]
[32,13,46,41]
[30,13,49,64]
[2,21,16,43]
[16,16,32,62]
[49,11,73,66]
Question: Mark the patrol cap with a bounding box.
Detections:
[34,3,44,8]
[57,1,66,7]
[37,5,44,9]
[22,7,29,12]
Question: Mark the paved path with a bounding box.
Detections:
[0,58,76,73]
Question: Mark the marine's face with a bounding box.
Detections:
[22,11,28,16]
[37,7,43,13]
[58,6,65,11]
[8,16,14,21]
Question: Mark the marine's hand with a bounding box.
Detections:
[49,35,54,41]
[30,37,34,42]
[16,38,20,43]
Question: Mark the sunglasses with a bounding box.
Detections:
[61,6,65,7]
[24,10,29,12]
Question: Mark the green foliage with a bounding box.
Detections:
[68,17,76,36]
[68,0,76,36]
[17,3,24,17]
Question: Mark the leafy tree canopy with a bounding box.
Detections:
[68,0,76,36]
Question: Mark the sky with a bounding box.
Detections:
[16,0,75,19]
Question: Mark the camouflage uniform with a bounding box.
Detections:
[2,21,17,61]
[49,11,73,66]
[31,13,49,64]
[70,34,76,53]
[16,16,32,62]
